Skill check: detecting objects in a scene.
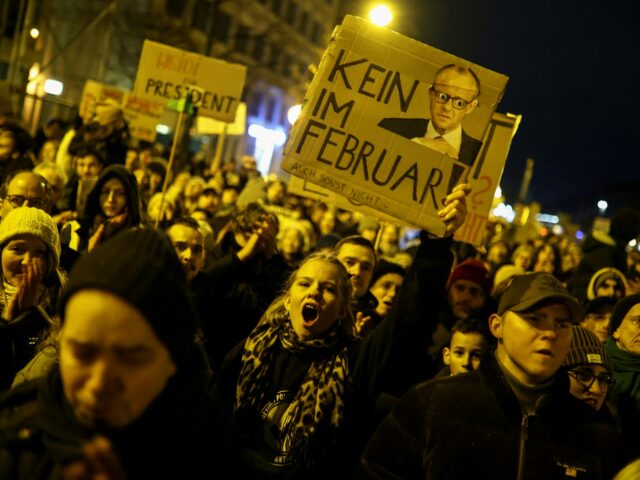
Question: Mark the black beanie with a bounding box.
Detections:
[563,326,612,372]
[609,294,640,336]
[58,228,200,367]
[370,259,406,287]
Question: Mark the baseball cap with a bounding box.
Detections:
[497,272,583,323]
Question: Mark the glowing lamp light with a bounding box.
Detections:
[597,200,608,210]
[30,28,40,39]
[28,63,40,80]
[551,224,564,236]
[369,5,393,27]
[155,124,172,135]
[248,124,286,146]
[535,213,559,224]
[43,79,63,96]
[287,104,302,126]
[629,239,637,248]
[494,185,502,198]
[248,124,287,176]
[575,230,584,241]
[492,203,515,223]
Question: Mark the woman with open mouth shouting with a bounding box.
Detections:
[212,184,471,479]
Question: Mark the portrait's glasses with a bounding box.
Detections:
[568,369,614,390]
[4,194,49,210]
[430,87,474,110]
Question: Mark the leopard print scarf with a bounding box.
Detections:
[235,319,349,458]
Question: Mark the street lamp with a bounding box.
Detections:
[597,200,608,216]
[369,4,393,27]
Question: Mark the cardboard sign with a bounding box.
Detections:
[196,102,247,135]
[454,112,521,246]
[282,16,508,236]
[287,175,414,227]
[80,80,164,143]
[133,40,246,122]
[122,92,165,143]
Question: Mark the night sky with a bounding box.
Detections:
[367,0,640,226]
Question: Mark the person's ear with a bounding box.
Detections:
[465,98,479,114]
[613,327,621,340]
[284,294,291,314]
[442,347,451,365]
[489,313,503,341]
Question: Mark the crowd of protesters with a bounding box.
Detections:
[0,106,639,479]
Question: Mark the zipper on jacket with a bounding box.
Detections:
[517,414,530,480]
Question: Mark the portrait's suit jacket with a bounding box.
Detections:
[377,117,482,167]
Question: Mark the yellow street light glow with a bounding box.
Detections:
[369,5,393,27]
[30,28,40,39]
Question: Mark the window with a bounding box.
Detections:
[253,38,266,63]
[285,0,298,25]
[264,96,276,122]
[166,0,185,17]
[248,91,264,116]
[299,11,309,35]
[311,22,323,45]
[191,0,209,31]
[235,24,251,54]
[272,0,283,16]
[212,11,232,42]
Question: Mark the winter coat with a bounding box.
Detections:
[0,347,238,479]
[356,354,624,480]
[0,307,52,391]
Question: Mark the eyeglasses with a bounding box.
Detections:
[430,87,475,110]
[4,194,50,210]
[568,369,614,390]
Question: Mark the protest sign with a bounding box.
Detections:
[454,112,521,245]
[282,15,508,236]
[287,174,414,227]
[133,40,246,122]
[196,102,247,135]
[80,80,164,142]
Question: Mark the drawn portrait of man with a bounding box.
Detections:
[377,64,483,168]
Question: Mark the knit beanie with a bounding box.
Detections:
[609,294,640,336]
[58,228,199,367]
[0,207,61,269]
[563,325,612,373]
[370,259,406,287]
[447,259,491,296]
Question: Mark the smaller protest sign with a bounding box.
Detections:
[133,40,246,122]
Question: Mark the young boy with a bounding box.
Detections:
[442,317,490,376]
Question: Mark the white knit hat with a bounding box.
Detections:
[0,207,61,269]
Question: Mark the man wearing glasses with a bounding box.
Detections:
[0,170,51,220]
[377,64,482,168]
